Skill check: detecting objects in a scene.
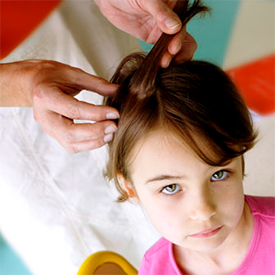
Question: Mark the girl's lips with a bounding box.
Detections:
[190,226,223,238]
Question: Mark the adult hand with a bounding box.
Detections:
[94,0,197,67]
[0,60,119,153]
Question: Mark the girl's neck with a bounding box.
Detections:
[174,201,254,274]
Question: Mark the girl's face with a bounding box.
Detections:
[123,129,247,253]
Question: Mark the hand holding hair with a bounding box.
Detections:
[0,60,119,153]
[94,0,198,67]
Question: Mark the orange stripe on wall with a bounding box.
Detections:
[227,54,275,115]
[0,0,62,59]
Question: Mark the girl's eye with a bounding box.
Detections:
[161,184,181,195]
[211,170,228,182]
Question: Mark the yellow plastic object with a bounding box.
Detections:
[77,251,138,275]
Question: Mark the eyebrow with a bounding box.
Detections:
[146,175,185,184]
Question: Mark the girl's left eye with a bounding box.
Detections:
[161,184,181,195]
[211,170,229,182]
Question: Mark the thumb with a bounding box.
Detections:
[146,0,182,34]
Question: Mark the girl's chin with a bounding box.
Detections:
[176,234,228,253]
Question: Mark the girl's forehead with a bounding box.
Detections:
[130,127,201,161]
[129,129,198,173]
[129,128,181,158]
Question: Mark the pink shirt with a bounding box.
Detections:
[139,195,275,275]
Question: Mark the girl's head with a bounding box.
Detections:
[104,0,257,202]
[105,58,257,202]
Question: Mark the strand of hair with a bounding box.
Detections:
[130,0,210,99]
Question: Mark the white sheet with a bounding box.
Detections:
[0,0,274,274]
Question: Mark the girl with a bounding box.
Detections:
[105,1,275,274]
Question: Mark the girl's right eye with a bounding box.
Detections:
[161,184,181,195]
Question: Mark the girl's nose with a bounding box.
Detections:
[188,188,216,221]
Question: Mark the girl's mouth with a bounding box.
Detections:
[190,226,223,238]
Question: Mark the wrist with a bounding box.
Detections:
[0,60,40,106]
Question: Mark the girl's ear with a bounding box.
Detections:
[117,173,139,203]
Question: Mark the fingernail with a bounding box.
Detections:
[104,134,113,143]
[106,112,120,120]
[165,18,181,30]
[105,125,117,134]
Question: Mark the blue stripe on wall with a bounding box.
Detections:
[188,0,241,66]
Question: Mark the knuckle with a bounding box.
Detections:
[88,125,102,140]
[64,128,76,143]
[37,60,59,72]
[66,104,81,119]
[33,85,46,102]
[32,85,52,109]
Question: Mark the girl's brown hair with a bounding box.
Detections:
[105,0,257,202]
